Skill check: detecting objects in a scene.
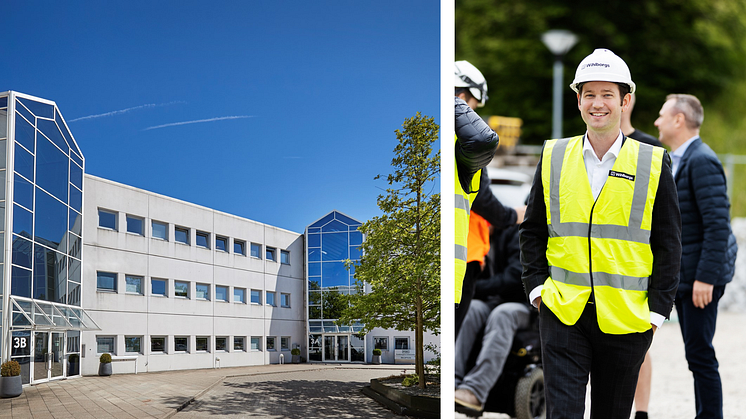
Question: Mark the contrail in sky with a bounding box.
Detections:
[69,101,186,122]
[143,115,254,131]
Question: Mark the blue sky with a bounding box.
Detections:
[3,1,440,233]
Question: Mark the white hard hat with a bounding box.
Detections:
[570,48,636,95]
[455,60,488,107]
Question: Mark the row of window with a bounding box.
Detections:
[98,209,290,263]
[96,272,290,307]
[373,336,410,351]
[96,335,292,355]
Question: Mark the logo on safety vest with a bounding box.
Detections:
[609,170,635,181]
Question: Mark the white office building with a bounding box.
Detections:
[0,91,437,385]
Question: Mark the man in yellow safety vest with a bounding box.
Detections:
[519,49,682,418]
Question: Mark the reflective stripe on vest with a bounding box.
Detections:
[541,135,664,334]
[455,136,481,304]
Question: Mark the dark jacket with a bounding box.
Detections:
[471,170,517,231]
[674,138,737,291]
[455,96,499,193]
[520,136,682,318]
[475,224,527,308]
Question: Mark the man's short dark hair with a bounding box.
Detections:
[455,87,473,100]
[578,82,631,105]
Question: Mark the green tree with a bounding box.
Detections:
[338,113,440,389]
[456,0,746,144]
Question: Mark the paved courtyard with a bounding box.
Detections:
[0,364,416,419]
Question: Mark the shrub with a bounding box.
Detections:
[402,374,419,387]
[290,348,300,356]
[372,348,382,356]
[99,353,112,363]
[1,360,21,377]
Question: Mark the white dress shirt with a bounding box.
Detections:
[670,135,700,177]
[530,132,665,328]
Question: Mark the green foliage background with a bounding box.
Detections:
[456,0,746,215]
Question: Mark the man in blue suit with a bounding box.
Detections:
[655,94,738,419]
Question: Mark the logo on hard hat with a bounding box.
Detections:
[581,63,611,70]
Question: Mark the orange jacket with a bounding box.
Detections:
[467,212,491,266]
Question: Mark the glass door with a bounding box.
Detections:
[33,332,49,382]
[50,332,64,379]
[322,335,351,362]
[32,331,66,383]
[337,336,349,361]
[323,336,335,361]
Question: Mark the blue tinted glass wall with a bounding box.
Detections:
[306,211,363,324]
[5,92,85,307]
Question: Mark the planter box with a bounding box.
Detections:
[99,363,112,376]
[0,376,22,398]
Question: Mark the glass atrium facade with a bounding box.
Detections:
[306,210,365,362]
[0,92,97,385]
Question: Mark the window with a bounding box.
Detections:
[234,239,246,255]
[266,336,276,351]
[215,285,228,302]
[98,209,117,230]
[126,215,144,235]
[251,336,261,351]
[281,250,290,264]
[174,336,189,353]
[196,231,209,248]
[234,337,245,351]
[125,336,142,353]
[175,226,189,244]
[174,281,189,298]
[374,337,388,351]
[196,283,210,300]
[266,291,276,307]
[234,287,246,304]
[151,278,167,296]
[125,275,143,294]
[152,220,168,240]
[216,236,228,252]
[250,243,262,258]
[97,271,117,292]
[281,337,290,351]
[281,293,290,308]
[196,337,209,352]
[266,247,276,262]
[251,289,261,304]
[97,336,115,354]
[216,337,227,352]
[395,337,409,350]
[151,336,166,353]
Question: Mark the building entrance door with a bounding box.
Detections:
[323,335,350,362]
[32,331,65,383]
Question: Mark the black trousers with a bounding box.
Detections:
[675,285,725,419]
[540,302,653,419]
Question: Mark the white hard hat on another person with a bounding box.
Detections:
[455,60,489,107]
[570,48,636,95]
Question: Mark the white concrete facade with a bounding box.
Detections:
[81,175,305,375]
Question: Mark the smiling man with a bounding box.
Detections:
[519,49,682,418]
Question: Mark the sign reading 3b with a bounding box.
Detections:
[12,332,31,357]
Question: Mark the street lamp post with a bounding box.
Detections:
[542,30,578,139]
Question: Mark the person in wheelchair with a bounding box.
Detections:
[455,222,534,415]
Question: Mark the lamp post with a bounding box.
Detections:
[542,30,578,139]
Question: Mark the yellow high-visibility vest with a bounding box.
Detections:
[455,136,481,304]
[541,135,664,334]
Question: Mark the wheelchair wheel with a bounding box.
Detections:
[513,367,545,419]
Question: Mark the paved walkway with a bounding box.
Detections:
[0,363,416,419]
